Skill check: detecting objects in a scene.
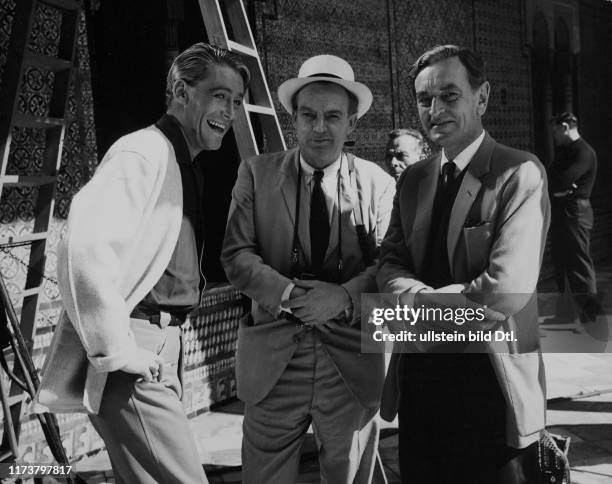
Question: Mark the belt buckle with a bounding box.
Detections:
[158,312,172,328]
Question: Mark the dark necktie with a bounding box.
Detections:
[310,169,330,269]
[442,160,457,190]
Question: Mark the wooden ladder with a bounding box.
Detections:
[198,0,286,158]
[0,0,80,468]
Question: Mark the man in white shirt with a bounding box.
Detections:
[377,45,550,483]
[222,54,395,483]
[34,43,249,483]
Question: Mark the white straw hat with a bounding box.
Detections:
[277,55,373,118]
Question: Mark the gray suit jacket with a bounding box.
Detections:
[377,133,550,448]
[222,148,395,413]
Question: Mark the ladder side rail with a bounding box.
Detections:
[0,0,38,181]
[225,0,285,151]
[224,0,254,48]
[1,1,80,464]
[0,307,20,460]
[1,276,76,474]
[197,0,259,160]
[48,8,79,119]
[197,0,285,158]
[25,5,79,336]
[197,0,231,49]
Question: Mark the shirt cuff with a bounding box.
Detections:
[397,284,431,308]
[279,282,296,315]
[87,341,138,373]
[340,285,354,323]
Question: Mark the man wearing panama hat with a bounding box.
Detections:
[222,55,395,483]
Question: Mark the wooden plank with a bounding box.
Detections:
[1,175,56,186]
[244,103,275,116]
[39,0,80,11]
[0,231,48,246]
[24,51,71,72]
[227,39,257,58]
[19,286,41,299]
[13,113,64,129]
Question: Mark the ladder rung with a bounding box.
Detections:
[0,450,16,462]
[24,51,72,72]
[20,286,41,299]
[244,104,275,116]
[7,393,25,407]
[38,0,80,10]
[227,40,257,58]
[13,113,64,129]
[2,175,56,186]
[0,232,48,246]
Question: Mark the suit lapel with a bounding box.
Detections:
[279,149,311,265]
[447,133,495,272]
[412,157,439,274]
[447,171,481,266]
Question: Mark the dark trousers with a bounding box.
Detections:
[550,197,599,321]
[397,355,539,484]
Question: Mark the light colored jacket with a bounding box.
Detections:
[221,148,395,413]
[377,133,550,448]
[33,125,183,413]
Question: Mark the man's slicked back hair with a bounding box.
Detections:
[165,42,250,107]
[410,44,487,91]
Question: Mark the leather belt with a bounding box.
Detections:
[130,306,186,327]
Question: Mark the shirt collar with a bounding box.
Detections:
[299,153,343,181]
[155,114,192,166]
[440,130,485,174]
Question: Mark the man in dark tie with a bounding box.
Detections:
[377,45,550,483]
[222,54,395,483]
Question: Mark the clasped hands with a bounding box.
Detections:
[282,279,352,326]
[406,283,507,329]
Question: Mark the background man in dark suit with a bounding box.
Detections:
[383,127,426,179]
[377,45,550,483]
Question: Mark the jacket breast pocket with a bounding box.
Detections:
[463,222,493,273]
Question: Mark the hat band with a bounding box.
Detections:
[306,73,343,79]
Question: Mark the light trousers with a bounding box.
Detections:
[90,318,208,484]
[242,329,379,484]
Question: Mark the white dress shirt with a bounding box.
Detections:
[440,129,485,175]
[280,154,347,312]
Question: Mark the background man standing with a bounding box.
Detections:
[549,112,600,324]
[222,55,394,484]
[34,43,249,483]
[377,45,550,483]
[383,127,426,179]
